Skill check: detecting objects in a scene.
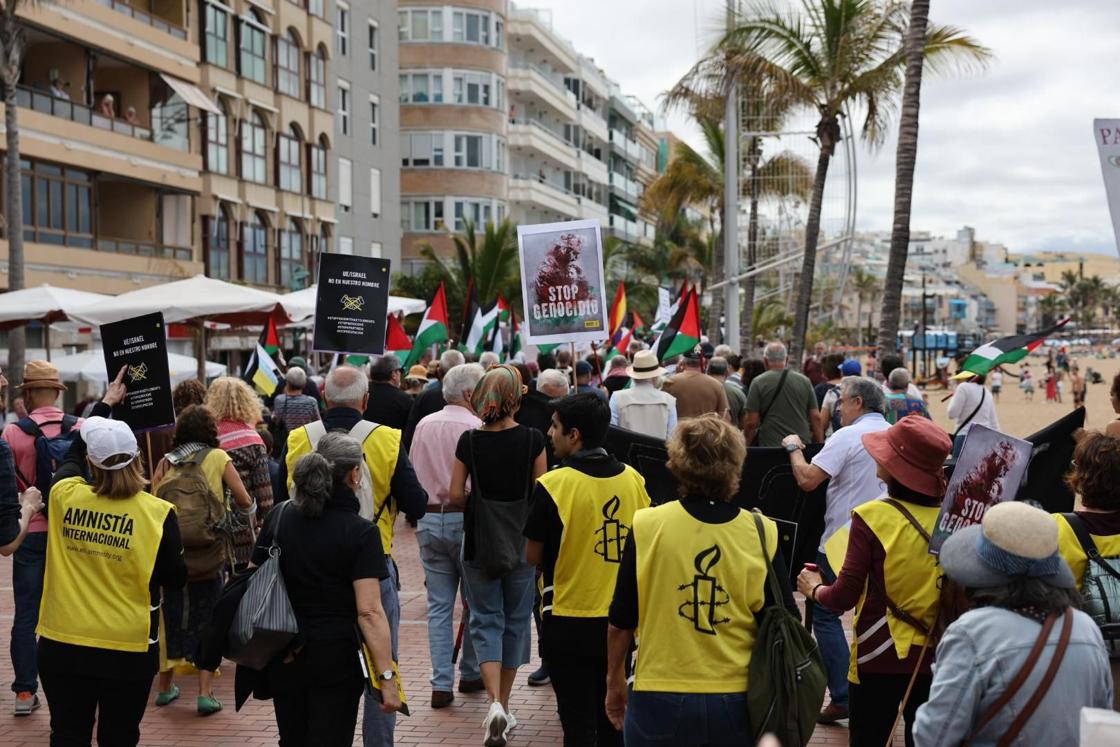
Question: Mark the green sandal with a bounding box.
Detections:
[155,685,180,707]
[197,695,223,715]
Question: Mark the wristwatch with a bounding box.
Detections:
[785,442,802,453]
[379,669,396,682]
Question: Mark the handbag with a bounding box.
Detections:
[467,431,533,578]
[227,502,299,670]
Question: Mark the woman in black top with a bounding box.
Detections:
[450,365,546,747]
[252,432,399,747]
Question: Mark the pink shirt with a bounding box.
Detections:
[2,406,84,533]
[409,404,481,507]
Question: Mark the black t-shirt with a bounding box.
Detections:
[364,381,414,430]
[454,425,545,502]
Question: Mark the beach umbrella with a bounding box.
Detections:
[0,284,110,360]
[52,349,226,386]
[70,275,286,327]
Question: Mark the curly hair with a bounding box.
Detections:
[172,405,220,448]
[666,414,746,502]
[205,376,264,426]
[172,379,207,415]
[1067,432,1120,510]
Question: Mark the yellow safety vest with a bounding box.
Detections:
[539,464,650,618]
[1055,513,1120,588]
[38,476,173,652]
[846,498,941,682]
[632,502,777,693]
[286,421,400,556]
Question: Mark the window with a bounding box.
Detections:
[204,2,229,68]
[453,71,492,106]
[401,132,444,167]
[206,211,231,279]
[239,11,267,84]
[496,137,505,172]
[398,8,442,41]
[370,241,382,257]
[278,126,302,192]
[495,17,504,48]
[368,21,378,69]
[20,159,93,247]
[453,134,482,168]
[337,81,350,135]
[309,139,327,199]
[369,95,379,146]
[278,219,304,288]
[242,211,269,284]
[452,9,493,45]
[398,70,443,104]
[339,236,353,255]
[307,0,323,18]
[370,167,381,217]
[401,199,444,232]
[205,101,229,174]
[276,30,301,97]
[307,47,326,108]
[338,157,352,209]
[454,199,499,231]
[336,2,349,56]
[241,111,267,184]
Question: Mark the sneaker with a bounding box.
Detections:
[817,702,849,725]
[13,692,39,717]
[197,695,223,716]
[527,662,550,686]
[482,701,508,747]
[458,678,485,694]
[155,685,181,707]
[506,711,518,730]
[431,691,454,709]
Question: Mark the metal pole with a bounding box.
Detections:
[722,0,740,353]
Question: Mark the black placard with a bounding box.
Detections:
[311,253,392,356]
[100,312,175,433]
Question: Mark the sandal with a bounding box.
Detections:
[155,685,180,707]
[197,694,223,715]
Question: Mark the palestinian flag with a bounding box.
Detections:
[608,281,627,337]
[260,314,281,355]
[467,297,509,355]
[403,283,450,368]
[386,314,412,357]
[458,277,476,349]
[953,320,1069,379]
[245,342,283,396]
[509,309,522,361]
[655,287,701,362]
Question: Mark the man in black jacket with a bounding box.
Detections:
[363,354,413,430]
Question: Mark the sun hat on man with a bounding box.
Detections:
[79,417,139,470]
[626,349,666,381]
[18,360,67,391]
[939,501,1076,590]
[861,415,951,497]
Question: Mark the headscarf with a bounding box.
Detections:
[471,364,525,423]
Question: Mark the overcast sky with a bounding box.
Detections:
[520,0,1119,256]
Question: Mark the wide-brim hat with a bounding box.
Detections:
[861,416,952,497]
[18,360,67,391]
[627,350,666,380]
[939,501,1075,589]
[405,364,429,381]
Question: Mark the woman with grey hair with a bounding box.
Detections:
[252,432,400,745]
[271,367,321,455]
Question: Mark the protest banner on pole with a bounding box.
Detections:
[517,219,609,346]
[312,253,392,357]
[1094,119,1120,258]
[100,312,175,432]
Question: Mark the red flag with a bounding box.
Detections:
[608,281,627,336]
[386,314,412,354]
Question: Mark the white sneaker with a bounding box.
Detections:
[483,701,508,747]
[506,711,518,730]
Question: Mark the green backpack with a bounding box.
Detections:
[1063,514,1120,658]
[748,513,827,747]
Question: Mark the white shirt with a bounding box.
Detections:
[810,412,890,552]
[946,380,1000,436]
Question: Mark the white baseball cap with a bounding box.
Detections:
[79,417,139,470]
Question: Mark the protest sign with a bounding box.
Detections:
[929,425,1033,556]
[518,220,609,345]
[312,253,392,357]
[100,312,175,432]
[1094,119,1120,257]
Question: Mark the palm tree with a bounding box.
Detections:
[1038,292,1065,328]
[850,267,882,346]
[878,1,991,353]
[416,219,521,328]
[751,297,794,342]
[724,0,989,364]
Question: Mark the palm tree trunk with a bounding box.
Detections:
[877,0,930,355]
[740,156,760,353]
[789,118,838,365]
[3,20,26,393]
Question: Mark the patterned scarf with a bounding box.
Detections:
[471,364,525,423]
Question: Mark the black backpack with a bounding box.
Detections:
[14,415,80,513]
[826,385,842,433]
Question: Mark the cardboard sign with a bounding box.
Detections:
[1094,119,1120,257]
[518,220,609,345]
[100,312,175,433]
[929,425,1033,556]
[312,253,392,357]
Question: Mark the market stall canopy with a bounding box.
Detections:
[53,350,226,386]
[279,285,427,324]
[72,275,286,327]
[0,284,109,330]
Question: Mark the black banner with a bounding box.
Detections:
[312,253,392,357]
[100,312,175,433]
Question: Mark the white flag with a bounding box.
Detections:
[1094,119,1120,257]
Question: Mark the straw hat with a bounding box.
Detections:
[18,360,67,391]
[626,349,666,381]
[405,364,429,382]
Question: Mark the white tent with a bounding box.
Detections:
[0,284,109,327]
[279,286,427,324]
[52,350,226,386]
[71,275,285,326]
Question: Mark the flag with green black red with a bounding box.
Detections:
[952,320,1069,379]
[403,283,450,368]
[655,287,701,362]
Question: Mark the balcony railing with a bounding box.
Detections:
[17,86,153,141]
[509,118,579,158]
[512,173,580,201]
[608,214,639,238]
[94,0,188,39]
[509,63,577,106]
[97,237,192,261]
[608,171,640,201]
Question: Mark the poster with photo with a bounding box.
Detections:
[517,220,609,345]
[929,425,1033,556]
[312,253,392,357]
[100,312,175,433]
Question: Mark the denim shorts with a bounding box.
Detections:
[460,559,535,669]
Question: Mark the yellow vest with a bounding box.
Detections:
[38,476,173,652]
[539,464,650,618]
[847,498,941,682]
[1055,513,1120,588]
[286,421,400,556]
[632,502,777,693]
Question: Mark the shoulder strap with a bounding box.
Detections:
[759,369,790,421]
[14,417,47,439]
[884,499,932,543]
[1063,513,1120,582]
[304,420,327,447]
[996,608,1075,747]
[751,511,781,609]
[954,387,986,437]
[877,499,933,636]
[348,419,379,445]
[269,501,292,554]
[59,415,78,435]
[183,447,213,467]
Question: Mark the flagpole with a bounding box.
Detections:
[569,342,577,390]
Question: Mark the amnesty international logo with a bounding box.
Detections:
[127,362,148,383]
[340,294,365,311]
[593,495,628,563]
[677,544,730,635]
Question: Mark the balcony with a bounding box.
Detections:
[510,174,580,219]
[508,63,577,119]
[578,149,608,185]
[94,0,188,40]
[608,171,641,202]
[609,128,641,161]
[608,213,640,240]
[95,237,192,261]
[578,104,608,142]
[508,118,580,171]
[17,87,152,141]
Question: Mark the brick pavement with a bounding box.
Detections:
[0,520,853,746]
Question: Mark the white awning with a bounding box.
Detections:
[160,74,221,115]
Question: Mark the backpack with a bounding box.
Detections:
[1063,513,1120,658]
[14,415,80,511]
[747,512,826,747]
[303,420,382,521]
[826,385,842,434]
[156,449,230,580]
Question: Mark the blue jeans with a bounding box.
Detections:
[461,556,535,669]
[416,513,479,691]
[11,532,46,694]
[362,558,399,747]
[623,690,750,746]
[812,551,850,707]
